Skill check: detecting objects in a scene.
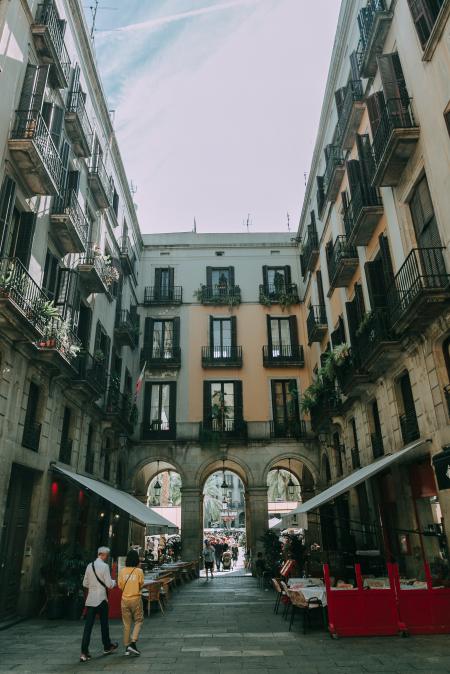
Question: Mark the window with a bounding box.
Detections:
[59,407,72,464]
[368,399,384,458]
[407,0,445,47]
[333,431,344,477]
[410,175,442,249]
[397,371,420,444]
[22,382,41,452]
[206,266,235,290]
[267,316,298,357]
[154,267,174,298]
[143,382,176,438]
[262,265,291,293]
[203,380,243,432]
[85,424,94,473]
[42,250,60,300]
[210,317,235,357]
[143,317,180,360]
[271,379,299,430]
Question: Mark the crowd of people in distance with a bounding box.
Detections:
[202,534,243,578]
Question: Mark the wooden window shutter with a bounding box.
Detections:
[407,0,440,47]
[366,91,386,137]
[233,381,243,420]
[169,382,177,426]
[206,266,212,287]
[288,315,299,346]
[335,87,347,118]
[345,300,359,346]
[154,267,162,290]
[300,254,306,278]
[67,170,80,196]
[349,50,360,81]
[288,379,299,420]
[338,315,346,344]
[341,190,349,216]
[266,315,273,350]
[143,317,153,354]
[172,317,180,348]
[356,134,377,197]
[354,283,366,325]
[203,381,212,423]
[59,140,70,196]
[346,160,362,201]
[284,265,291,285]
[228,266,235,286]
[42,251,59,299]
[365,259,386,310]
[168,266,175,288]
[55,268,78,317]
[50,105,64,151]
[378,233,395,286]
[0,176,16,255]
[209,315,214,348]
[262,265,269,287]
[18,63,49,113]
[316,175,325,214]
[70,63,81,99]
[230,315,237,347]
[377,53,408,106]
[316,269,325,307]
[143,382,152,432]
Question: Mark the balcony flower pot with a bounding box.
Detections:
[38,338,57,348]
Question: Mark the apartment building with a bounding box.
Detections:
[295,0,450,577]
[0,0,141,618]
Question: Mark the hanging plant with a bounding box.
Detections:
[355,311,374,338]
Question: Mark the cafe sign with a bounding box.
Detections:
[432,447,450,490]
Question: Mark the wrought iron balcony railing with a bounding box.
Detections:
[65,89,93,157]
[88,154,114,208]
[144,286,183,305]
[114,309,138,349]
[356,0,392,78]
[59,438,73,464]
[119,236,137,276]
[327,235,359,290]
[338,79,364,149]
[259,283,300,305]
[22,420,42,452]
[35,317,82,366]
[323,144,345,202]
[400,410,420,444]
[386,247,450,331]
[141,345,181,368]
[72,352,107,397]
[310,386,342,431]
[343,182,383,246]
[202,346,242,368]
[33,3,71,87]
[200,418,248,442]
[371,431,384,459]
[354,310,397,370]
[10,111,63,194]
[307,304,328,344]
[0,257,51,336]
[335,347,369,394]
[372,98,418,166]
[269,419,306,439]
[51,189,90,252]
[199,284,241,305]
[302,222,319,274]
[142,420,176,440]
[263,344,304,367]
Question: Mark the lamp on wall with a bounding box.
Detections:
[287,458,296,499]
[154,461,162,504]
[221,459,228,497]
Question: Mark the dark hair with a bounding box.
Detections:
[125,549,140,567]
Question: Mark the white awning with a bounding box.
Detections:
[285,438,430,517]
[52,463,178,533]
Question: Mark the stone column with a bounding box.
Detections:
[181,487,203,567]
[246,486,269,556]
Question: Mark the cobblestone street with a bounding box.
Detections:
[1,576,450,674]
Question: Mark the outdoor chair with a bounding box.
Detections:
[287,589,324,634]
[280,580,292,619]
[143,582,165,617]
[272,578,284,614]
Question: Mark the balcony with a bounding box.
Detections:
[351,448,361,470]
[9,111,62,195]
[119,236,137,278]
[343,185,383,246]
[311,386,342,432]
[200,418,248,444]
[302,221,319,274]
[59,439,73,464]
[72,352,107,398]
[371,431,384,459]
[88,155,114,209]
[202,346,242,368]
[262,344,304,368]
[371,99,420,187]
[0,257,49,340]
[323,145,345,204]
[198,284,241,306]
[400,410,420,444]
[77,251,111,294]
[31,3,71,88]
[144,286,183,305]
[259,283,300,307]
[387,247,450,334]
[142,420,176,441]
[307,305,328,344]
[327,236,359,293]
[356,0,393,78]
[114,310,138,349]
[335,347,370,396]
[65,89,93,158]
[22,420,41,452]
[104,383,134,433]
[33,317,82,370]
[269,419,306,440]
[354,310,401,375]
[338,80,365,150]
[141,346,181,370]
[50,189,89,254]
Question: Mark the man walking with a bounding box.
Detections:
[80,546,118,662]
[214,539,223,572]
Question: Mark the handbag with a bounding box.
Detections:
[91,561,109,597]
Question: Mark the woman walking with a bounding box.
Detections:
[203,539,215,580]
[118,549,144,656]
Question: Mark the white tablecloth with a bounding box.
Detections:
[290,586,327,607]
[288,578,324,588]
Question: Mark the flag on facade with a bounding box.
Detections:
[134,363,146,402]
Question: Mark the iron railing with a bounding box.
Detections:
[35,3,71,84]
[77,249,113,289]
[338,79,364,141]
[263,344,304,365]
[200,418,248,441]
[59,438,73,464]
[66,88,93,146]
[400,410,420,444]
[11,111,63,190]
[371,431,384,459]
[310,386,342,431]
[372,98,417,165]
[270,419,306,439]
[351,448,361,470]
[52,189,89,249]
[327,235,358,287]
[105,384,132,419]
[73,352,107,395]
[323,145,345,197]
[307,304,328,343]
[335,347,365,391]
[202,346,242,367]
[354,310,393,365]
[22,420,41,452]
[259,283,299,303]
[199,284,241,304]
[141,345,181,367]
[302,222,319,273]
[144,286,183,305]
[343,182,382,239]
[387,247,450,319]
[0,257,52,333]
[89,154,114,205]
[37,317,82,364]
[116,308,138,333]
[356,0,389,73]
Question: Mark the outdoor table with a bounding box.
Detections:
[290,586,327,607]
[288,578,324,588]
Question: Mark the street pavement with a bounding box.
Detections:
[1,575,450,673]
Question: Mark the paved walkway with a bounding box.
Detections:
[2,576,450,673]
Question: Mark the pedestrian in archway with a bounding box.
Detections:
[214,539,223,572]
[203,539,215,580]
[80,547,118,663]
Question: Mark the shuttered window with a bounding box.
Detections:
[410,175,441,247]
[271,379,300,426]
[203,381,243,429]
[0,176,16,255]
[407,0,444,47]
[143,382,177,437]
[42,250,60,300]
[18,63,49,114]
[6,209,36,269]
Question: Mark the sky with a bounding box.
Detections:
[88,0,341,234]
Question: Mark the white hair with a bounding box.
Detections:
[98,546,110,555]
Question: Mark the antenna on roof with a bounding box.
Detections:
[88,1,118,39]
[286,212,291,232]
[193,217,197,233]
[130,181,137,196]
[245,214,252,232]
[304,172,308,187]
